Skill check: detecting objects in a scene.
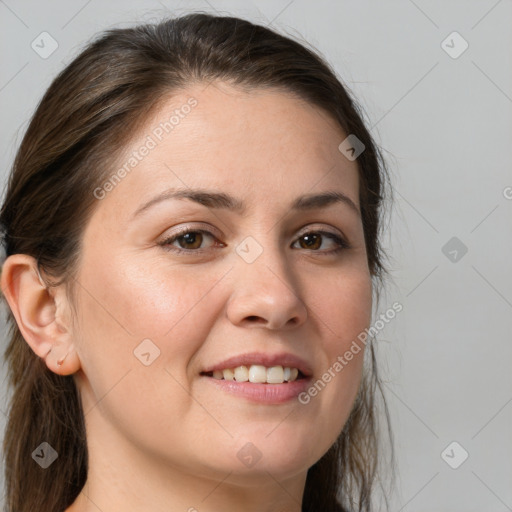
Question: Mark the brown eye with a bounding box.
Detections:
[293,231,350,254]
[160,229,222,254]
[298,233,322,250]
[176,231,204,250]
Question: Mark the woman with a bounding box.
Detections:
[0,12,394,512]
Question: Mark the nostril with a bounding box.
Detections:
[246,316,266,324]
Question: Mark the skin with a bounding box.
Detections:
[1,81,373,512]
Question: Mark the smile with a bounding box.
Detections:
[202,365,302,384]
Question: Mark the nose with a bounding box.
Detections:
[226,245,308,330]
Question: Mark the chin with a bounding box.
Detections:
[206,429,329,480]
[214,454,313,486]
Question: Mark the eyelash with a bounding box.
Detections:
[158,227,351,256]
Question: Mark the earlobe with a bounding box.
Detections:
[0,253,81,376]
[45,344,80,376]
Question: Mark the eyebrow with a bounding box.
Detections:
[132,187,360,219]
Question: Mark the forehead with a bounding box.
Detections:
[98,81,360,219]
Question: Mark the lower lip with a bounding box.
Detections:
[203,376,311,404]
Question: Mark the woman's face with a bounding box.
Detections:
[72,81,372,486]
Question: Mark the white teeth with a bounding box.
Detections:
[209,365,301,383]
[266,366,285,384]
[234,366,249,382]
[222,369,234,381]
[249,365,267,383]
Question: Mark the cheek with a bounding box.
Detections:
[80,252,226,337]
[73,255,227,398]
[309,267,373,348]
[301,268,372,427]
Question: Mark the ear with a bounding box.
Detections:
[0,254,81,376]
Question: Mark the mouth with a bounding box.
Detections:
[200,365,306,384]
[199,352,312,404]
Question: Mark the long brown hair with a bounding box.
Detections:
[0,13,395,512]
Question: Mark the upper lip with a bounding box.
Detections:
[201,352,313,377]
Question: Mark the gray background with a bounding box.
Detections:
[1,1,511,511]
